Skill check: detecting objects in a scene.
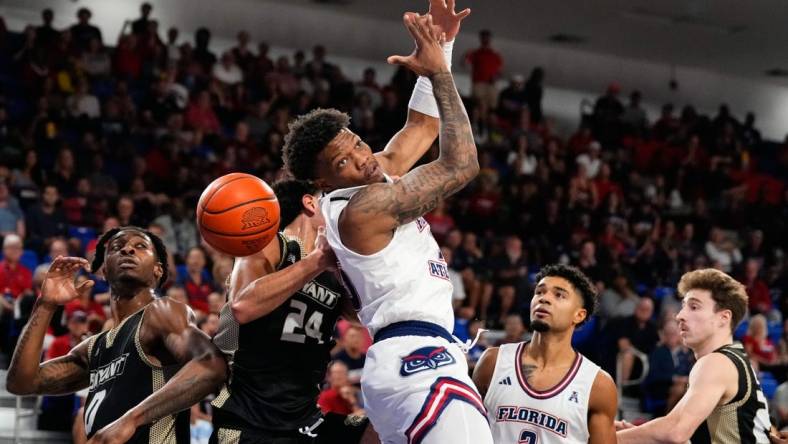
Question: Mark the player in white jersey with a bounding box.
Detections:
[473,264,618,443]
[281,3,493,443]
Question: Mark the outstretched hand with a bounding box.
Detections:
[428,0,471,41]
[41,256,94,305]
[387,13,448,77]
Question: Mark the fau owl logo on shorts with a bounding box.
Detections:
[400,346,456,376]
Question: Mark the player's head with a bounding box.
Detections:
[676,268,747,349]
[92,226,169,291]
[272,178,324,228]
[282,108,384,191]
[530,264,597,333]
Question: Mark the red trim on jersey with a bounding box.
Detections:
[515,342,582,399]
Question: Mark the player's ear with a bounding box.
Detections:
[574,307,587,326]
[717,308,732,328]
[302,194,317,216]
[153,261,163,283]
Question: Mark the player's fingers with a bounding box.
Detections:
[411,14,433,43]
[76,280,95,297]
[401,13,423,42]
[427,15,442,41]
[448,0,456,12]
[386,55,411,66]
[456,8,471,20]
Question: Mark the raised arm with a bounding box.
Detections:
[340,14,478,255]
[230,231,337,324]
[375,0,470,177]
[88,298,227,443]
[7,257,94,395]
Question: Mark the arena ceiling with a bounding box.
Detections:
[285,0,788,83]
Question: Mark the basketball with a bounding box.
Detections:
[196,173,280,257]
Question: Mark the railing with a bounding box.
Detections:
[615,346,650,420]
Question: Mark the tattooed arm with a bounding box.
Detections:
[88,298,226,443]
[7,257,93,395]
[374,1,470,177]
[340,14,478,255]
[6,299,91,395]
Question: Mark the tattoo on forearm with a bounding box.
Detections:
[6,302,42,383]
[351,72,478,225]
[38,356,90,394]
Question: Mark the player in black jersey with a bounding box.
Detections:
[7,227,227,444]
[617,268,786,444]
[211,179,374,444]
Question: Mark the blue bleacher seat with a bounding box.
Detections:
[734,318,749,341]
[68,226,98,253]
[758,371,778,400]
[20,249,40,272]
[767,321,782,345]
[572,316,597,348]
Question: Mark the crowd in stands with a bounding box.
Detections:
[0,3,787,435]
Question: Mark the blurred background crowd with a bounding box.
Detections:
[0,3,786,438]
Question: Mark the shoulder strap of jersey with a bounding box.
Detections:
[714,344,751,406]
[275,232,288,270]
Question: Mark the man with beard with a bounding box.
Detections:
[473,264,618,443]
[6,227,226,443]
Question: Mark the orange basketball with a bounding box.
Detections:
[196,173,280,257]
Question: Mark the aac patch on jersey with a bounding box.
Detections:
[400,346,456,376]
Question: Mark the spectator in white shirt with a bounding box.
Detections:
[705,226,742,273]
[508,133,537,176]
[67,81,100,119]
[576,140,602,179]
[212,51,243,86]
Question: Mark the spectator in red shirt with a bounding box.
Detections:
[743,314,779,371]
[185,90,221,134]
[0,234,33,300]
[593,163,623,203]
[464,29,503,125]
[113,34,142,80]
[47,310,88,360]
[318,361,362,416]
[0,234,33,356]
[177,246,214,314]
[742,259,774,318]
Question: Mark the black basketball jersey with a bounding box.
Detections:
[212,232,347,432]
[84,308,190,443]
[690,343,772,444]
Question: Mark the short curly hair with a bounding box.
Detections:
[282,108,350,180]
[677,268,747,334]
[534,264,598,325]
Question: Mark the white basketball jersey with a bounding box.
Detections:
[485,342,600,444]
[320,185,454,337]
